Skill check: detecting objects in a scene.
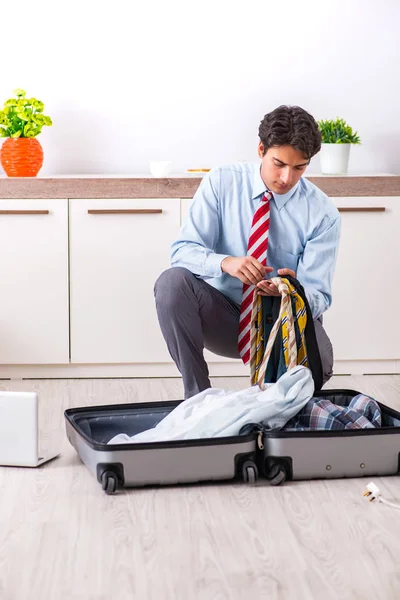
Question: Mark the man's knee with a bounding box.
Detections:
[154,267,195,309]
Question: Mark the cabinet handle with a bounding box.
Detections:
[0,210,50,215]
[337,207,386,212]
[88,209,163,215]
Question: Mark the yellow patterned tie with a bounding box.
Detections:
[250,277,308,389]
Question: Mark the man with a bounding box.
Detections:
[154,105,341,399]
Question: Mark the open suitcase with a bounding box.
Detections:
[64,391,400,494]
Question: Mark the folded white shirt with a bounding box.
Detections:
[107,365,315,444]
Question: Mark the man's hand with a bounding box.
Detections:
[221,256,273,285]
[256,268,296,296]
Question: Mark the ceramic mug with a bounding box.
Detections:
[149,161,172,177]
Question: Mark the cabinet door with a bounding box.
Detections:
[0,199,69,364]
[69,199,180,363]
[181,198,246,371]
[323,197,400,360]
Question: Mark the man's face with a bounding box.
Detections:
[258,143,309,195]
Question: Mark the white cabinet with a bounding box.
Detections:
[0,192,397,375]
[69,199,181,363]
[324,197,400,361]
[0,199,69,364]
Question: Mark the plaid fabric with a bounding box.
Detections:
[284,394,381,431]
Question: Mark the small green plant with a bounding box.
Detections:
[317,118,361,144]
[0,89,52,138]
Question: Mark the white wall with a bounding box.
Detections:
[1,0,399,175]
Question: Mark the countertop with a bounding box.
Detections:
[0,173,399,198]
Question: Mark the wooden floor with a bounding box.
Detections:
[1,374,400,600]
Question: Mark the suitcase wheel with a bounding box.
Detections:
[101,470,118,495]
[242,461,258,485]
[267,463,287,486]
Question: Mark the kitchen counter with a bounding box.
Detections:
[0,174,399,198]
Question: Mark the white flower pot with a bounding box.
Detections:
[320,143,351,175]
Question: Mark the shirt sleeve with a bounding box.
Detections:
[297,213,341,319]
[170,168,230,278]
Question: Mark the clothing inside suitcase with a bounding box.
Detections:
[71,391,400,447]
[317,391,400,428]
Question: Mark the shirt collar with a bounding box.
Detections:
[252,164,300,209]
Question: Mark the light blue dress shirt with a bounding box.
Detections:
[170,162,341,319]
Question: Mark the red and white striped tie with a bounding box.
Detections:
[238,191,272,365]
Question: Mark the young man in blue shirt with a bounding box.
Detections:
[154,105,341,398]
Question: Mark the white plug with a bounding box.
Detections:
[363,481,400,510]
[363,481,381,502]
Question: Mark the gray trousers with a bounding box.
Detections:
[154,267,334,399]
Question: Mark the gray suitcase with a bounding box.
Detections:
[65,400,260,494]
[260,388,400,485]
[65,389,400,494]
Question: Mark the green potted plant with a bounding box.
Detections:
[0,89,52,177]
[317,118,361,175]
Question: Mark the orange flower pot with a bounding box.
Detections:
[0,137,44,177]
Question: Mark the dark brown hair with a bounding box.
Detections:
[258,105,321,160]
